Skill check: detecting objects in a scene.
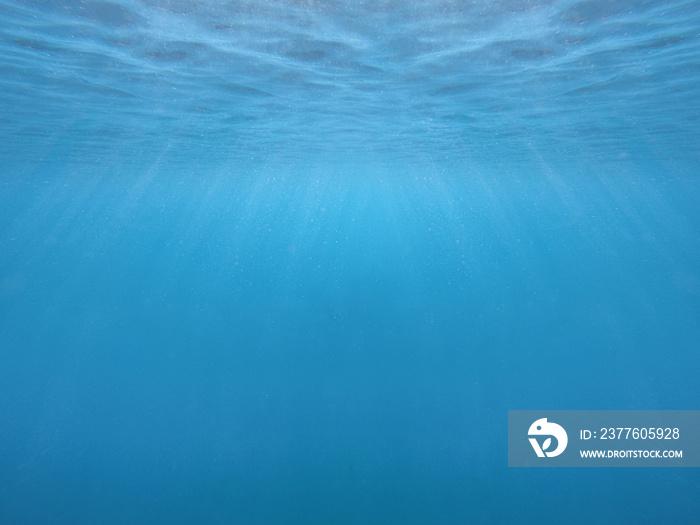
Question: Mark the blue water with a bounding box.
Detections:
[1,1,699,523]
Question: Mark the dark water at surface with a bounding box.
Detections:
[1,1,700,524]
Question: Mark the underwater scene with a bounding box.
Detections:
[1,0,699,523]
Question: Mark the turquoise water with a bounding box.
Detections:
[1,1,699,523]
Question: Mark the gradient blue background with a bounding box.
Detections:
[1,1,699,523]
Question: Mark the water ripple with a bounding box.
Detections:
[0,0,698,164]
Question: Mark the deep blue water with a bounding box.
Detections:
[1,1,700,523]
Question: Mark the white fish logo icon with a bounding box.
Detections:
[528,418,568,458]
